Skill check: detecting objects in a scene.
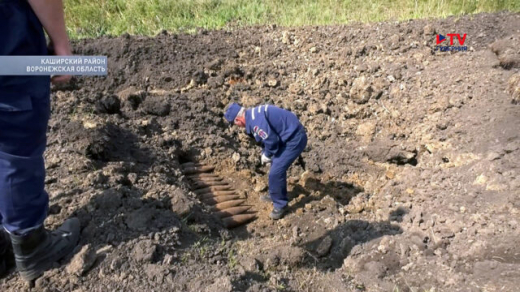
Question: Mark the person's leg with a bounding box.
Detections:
[0,1,79,281]
[0,212,7,277]
[268,129,308,213]
[268,160,289,210]
[0,73,81,284]
[0,89,50,233]
[0,0,51,235]
[0,227,14,277]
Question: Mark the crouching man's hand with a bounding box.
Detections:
[28,0,73,85]
[49,41,73,84]
[261,153,272,165]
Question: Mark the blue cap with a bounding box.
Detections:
[224,102,242,124]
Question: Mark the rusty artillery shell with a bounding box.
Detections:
[190,178,221,183]
[202,195,241,205]
[200,191,237,200]
[193,180,227,185]
[212,190,237,196]
[214,206,253,219]
[199,191,237,199]
[192,179,224,185]
[188,173,219,178]
[192,181,229,189]
[182,165,215,175]
[190,177,223,182]
[194,185,232,194]
[181,162,202,168]
[212,200,245,211]
[222,214,257,228]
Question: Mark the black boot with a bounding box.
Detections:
[10,218,80,281]
[0,229,14,277]
[269,206,288,220]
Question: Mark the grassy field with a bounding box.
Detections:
[64,0,520,39]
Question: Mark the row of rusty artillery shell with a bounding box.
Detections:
[181,162,256,229]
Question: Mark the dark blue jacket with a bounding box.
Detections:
[245,105,303,157]
[0,0,50,100]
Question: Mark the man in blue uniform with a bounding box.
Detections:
[225,103,307,220]
[0,0,79,281]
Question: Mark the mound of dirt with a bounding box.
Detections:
[1,12,520,292]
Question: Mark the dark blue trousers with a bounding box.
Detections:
[0,0,51,233]
[268,127,307,209]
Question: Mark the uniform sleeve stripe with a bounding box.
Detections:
[265,105,269,111]
[258,107,261,113]
[251,108,255,120]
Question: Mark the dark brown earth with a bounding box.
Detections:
[1,12,520,292]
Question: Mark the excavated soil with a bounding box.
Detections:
[1,12,520,292]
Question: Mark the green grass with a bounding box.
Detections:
[64,0,520,39]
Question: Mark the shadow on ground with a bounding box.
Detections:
[302,219,403,271]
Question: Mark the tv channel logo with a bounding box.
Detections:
[435,33,468,52]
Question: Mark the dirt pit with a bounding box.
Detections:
[1,12,520,292]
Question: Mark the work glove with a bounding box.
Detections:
[261,153,272,165]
